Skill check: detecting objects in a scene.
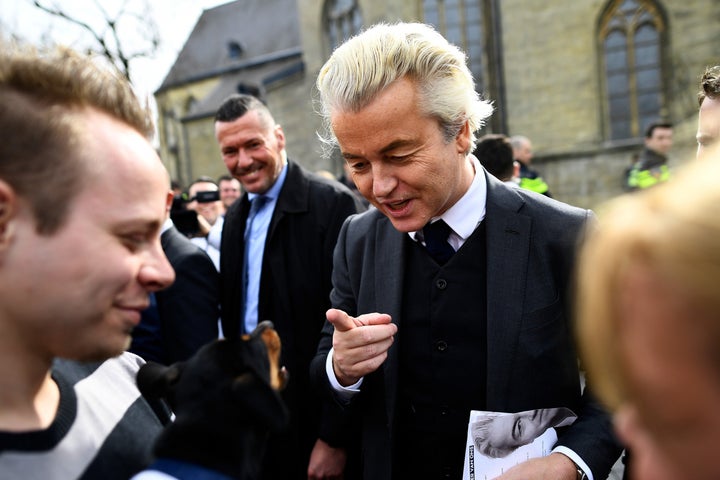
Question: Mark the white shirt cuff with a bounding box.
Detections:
[553,446,593,480]
[326,348,363,402]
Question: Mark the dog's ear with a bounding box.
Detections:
[232,373,289,432]
[136,361,183,401]
[248,321,287,391]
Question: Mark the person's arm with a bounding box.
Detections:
[161,245,219,363]
[549,386,622,480]
[310,215,365,400]
[498,208,621,480]
[310,214,395,447]
[550,210,621,479]
[310,308,394,474]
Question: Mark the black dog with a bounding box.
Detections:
[136,321,289,480]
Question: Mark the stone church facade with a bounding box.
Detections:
[155,0,719,208]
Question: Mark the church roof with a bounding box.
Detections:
[157,0,302,93]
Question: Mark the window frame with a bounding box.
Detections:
[598,0,668,141]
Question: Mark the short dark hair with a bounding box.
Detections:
[698,66,720,106]
[645,121,673,139]
[214,93,274,127]
[475,134,515,182]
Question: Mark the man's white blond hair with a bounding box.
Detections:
[315,22,493,156]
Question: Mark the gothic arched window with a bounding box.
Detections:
[421,0,485,93]
[599,0,667,140]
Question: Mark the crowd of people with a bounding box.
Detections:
[1,21,718,480]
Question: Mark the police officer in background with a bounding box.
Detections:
[625,122,673,191]
[510,135,552,197]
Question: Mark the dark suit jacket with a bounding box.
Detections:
[310,171,622,480]
[220,160,364,477]
[131,226,219,365]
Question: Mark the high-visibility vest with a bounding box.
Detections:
[626,164,671,189]
[519,176,550,195]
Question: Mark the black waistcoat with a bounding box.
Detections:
[394,222,488,479]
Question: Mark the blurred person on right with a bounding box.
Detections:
[576,144,720,480]
[696,65,720,158]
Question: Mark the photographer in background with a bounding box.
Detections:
[178,177,223,270]
[188,177,224,229]
[206,175,242,258]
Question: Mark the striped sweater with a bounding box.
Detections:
[0,353,170,480]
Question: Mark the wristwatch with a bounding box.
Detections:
[575,465,588,480]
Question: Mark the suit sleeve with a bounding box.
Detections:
[557,209,624,478]
[312,215,362,446]
[160,247,220,363]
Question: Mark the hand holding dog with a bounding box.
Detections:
[326,308,397,387]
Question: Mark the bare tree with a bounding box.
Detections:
[30,0,160,83]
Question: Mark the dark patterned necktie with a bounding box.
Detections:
[423,219,455,265]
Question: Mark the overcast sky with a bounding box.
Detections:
[0,0,232,104]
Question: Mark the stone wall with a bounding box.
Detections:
[157,0,720,201]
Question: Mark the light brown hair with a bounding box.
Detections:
[577,146,720,410]
[0,42,153,234]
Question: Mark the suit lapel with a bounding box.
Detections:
[373,216,406,318]
[484,179,531,409]
[373,215,406,431]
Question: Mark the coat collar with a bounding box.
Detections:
[266,160,310,239]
